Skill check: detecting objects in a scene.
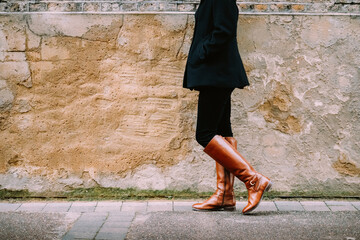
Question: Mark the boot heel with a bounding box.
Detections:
[265,181,273,192]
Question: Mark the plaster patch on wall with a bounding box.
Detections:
[258,82,303,134]
[333,152,360,177]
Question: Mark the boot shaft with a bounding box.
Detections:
[204,135,257,184]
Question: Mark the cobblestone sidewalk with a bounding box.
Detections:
[0,200,359,240]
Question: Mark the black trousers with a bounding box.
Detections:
[195,87,235,148]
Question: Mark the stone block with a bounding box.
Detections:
[138,2,160,11]
[42,202,72,212]
[275,201,305,211]
[68,207,97,213]
[255,4,268,11]
[0,52,26,62]
[101,2,121,12]
[47,3,65,12]
[0,62,31,86]
[121,201,147,212]
[29,3,47,12]
[0,87,14,111]
[292,4,306,11]
[253,201,277,212]
[101,223,131,230]
[325,201,353,206]
[68,202,97,212]
[159,2,177,11]
[300,201,330,211]
[97,201,123,207]
[327,205,358,212]
[95,206,122,212]
[0,17,26,51]
[177,3,196,11]
[83,2,101,12]
[95,232,126,240]
[16,202,47,212]
[7,2,27,12]
[107,212,135,222]
[63,230,98,240]
[71,201,97,207]
[121,3,137,11]
[0,3,7,12]
[0,203,21,212]
[350,202,360,210]
[147,201,173,212]
[64,2,82,12]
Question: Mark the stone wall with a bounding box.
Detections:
[0,3,360,195]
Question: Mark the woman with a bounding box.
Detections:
[183,0,272,214]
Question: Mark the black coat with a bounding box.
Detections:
[183,0,249,90]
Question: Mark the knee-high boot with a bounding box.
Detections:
[203,135,272,214]
[192,137,237,211]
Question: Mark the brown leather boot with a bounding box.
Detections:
[192,137,237,211]
[203,135,272,214]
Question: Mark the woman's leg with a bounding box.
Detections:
[195,87,272,214]
[193,87,236,211]
[195,87,234,148]
[216,93,233,138]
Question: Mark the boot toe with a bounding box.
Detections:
[242,203,258,214]
[192,203,202,210]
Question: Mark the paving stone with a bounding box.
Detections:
[68,206,96,212]
[80,212,108,217]
[147,201,173,212]
[327,205,357,212]
[71,220,105,228]
[70,201,98,207]
[253,201,277,212]
[95,232,126,240]
[108,212,135,217]
[173,201,197,211]
[96,201,123,207]
[275,201,305,211]
[63,230,98,240]
[0,203,21,212]
[300,201,330,211]
[95,206,122,212]
[68,201,97,212]
[107,213,135,222]
[121,201,147,212]
[42,202,71,212]
[76,213,108,222]
[98,226,129,233]
[325,201,353,206]
[95,201,122,212]
[16,202,47,212]
[350,201,360,210]
[103,221,131,228]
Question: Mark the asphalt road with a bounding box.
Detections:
[0,212,79,240]
[126,211,360,240]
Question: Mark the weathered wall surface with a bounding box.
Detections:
[0,11,359,194]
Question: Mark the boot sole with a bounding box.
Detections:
[242,180,273,215]
[192,206,236,212]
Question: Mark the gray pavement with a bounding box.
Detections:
[0,200,359,240]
